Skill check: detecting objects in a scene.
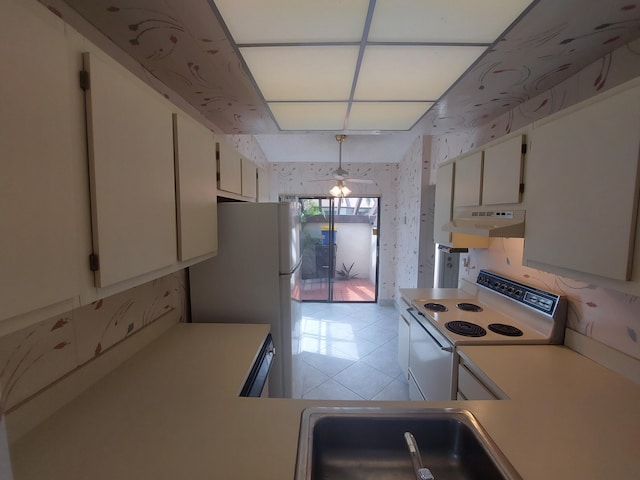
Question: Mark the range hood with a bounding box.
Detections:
[443,209,525,238]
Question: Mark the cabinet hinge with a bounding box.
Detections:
[521,143,527,154]
[519,183,525,194]
[89,253,100,271]
[79,69,90,91]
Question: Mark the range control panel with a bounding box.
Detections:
[476,270,561,316]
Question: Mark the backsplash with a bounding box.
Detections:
[460,240,640,361]
[430,39,640,361]
[0,271,186,411]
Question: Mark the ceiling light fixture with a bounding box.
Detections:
[330,179,352,198]
[327,134,373,196]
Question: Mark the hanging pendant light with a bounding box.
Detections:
[330,135,351,197]
[330,179,351,197]
[326,135,373,196]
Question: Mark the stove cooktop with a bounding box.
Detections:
[410,270,567,346]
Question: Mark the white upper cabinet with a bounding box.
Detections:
[524,79,640,281]
[84,52,177,288]
[0,0,82,324]
[241,157,257,199]
[453,151,483,208]
[217,138,242,195]
[434,162,454,245]
[173,112,218,261]
[216,137,258,200]
[482,134,525,205]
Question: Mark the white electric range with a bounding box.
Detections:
[407,270,567,401]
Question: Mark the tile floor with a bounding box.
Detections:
[300,278,376,302]
[296,302,411,401]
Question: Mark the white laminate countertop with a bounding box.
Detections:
[9,320,640,479]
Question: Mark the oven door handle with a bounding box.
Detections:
[407,308,453,353]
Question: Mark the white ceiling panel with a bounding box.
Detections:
[214,0,370,43]
[368,0,534,43]
[269,102,348,130]
[354,45,486,100]
[254,133,419,163]
[240,46,359,101]
[348,102,433,130]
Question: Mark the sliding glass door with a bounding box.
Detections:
[299,196,379,303]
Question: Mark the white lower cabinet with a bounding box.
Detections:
[397,301,411,379]
[84,51,177,288]
[456,358,503,400]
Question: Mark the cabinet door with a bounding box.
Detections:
[241,157,257,198]
[482,134,524,205]
[0,0,80,322]
[453,151,483,207]
[217,138,242,194]
[397,309,410,379]
[173,112,218,261]
[434,162,454,245]
[84,52,177,288]
[524,80,640,281]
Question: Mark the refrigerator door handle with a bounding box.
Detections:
[280,257,303,276]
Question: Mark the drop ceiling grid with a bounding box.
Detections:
[212,0,535,131]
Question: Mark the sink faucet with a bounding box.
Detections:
[404,432,435,480]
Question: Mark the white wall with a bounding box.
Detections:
[333,223,372,279]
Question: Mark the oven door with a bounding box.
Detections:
[407,308,455,401]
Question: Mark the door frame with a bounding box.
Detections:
[298,196,380,303]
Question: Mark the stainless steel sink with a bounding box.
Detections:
[295,407,521,480]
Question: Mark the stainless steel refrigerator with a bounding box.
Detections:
[188,201,302,398]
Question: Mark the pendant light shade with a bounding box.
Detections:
[330,180,351,197]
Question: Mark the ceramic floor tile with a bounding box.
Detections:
[355,323,398,346]
[360,341,404,379]
[297,302,403,401]
[299,351,356,377]
[333,361,395,400]
[299,360,331,394]
[372,378,411,401]
[328,336,380,360]
[303,378,364,400]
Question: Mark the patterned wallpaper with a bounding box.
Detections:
[395,137,425,299]
[227,135,269,169]
[269,162,398,302]
[0,271,186,412]
[430,39,640,361]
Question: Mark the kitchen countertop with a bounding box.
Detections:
[8,318,640,479]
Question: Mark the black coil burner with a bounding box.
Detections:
[445,321,487,337]
[456,302,483,312]
[423,302,448,312]
[488,323,524,337]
